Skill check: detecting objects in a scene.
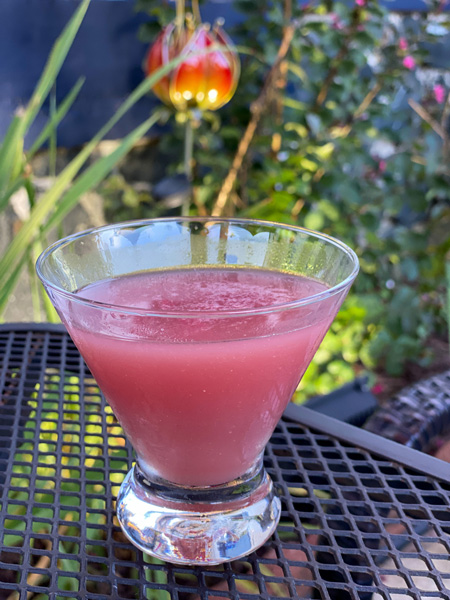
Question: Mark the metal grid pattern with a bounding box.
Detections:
[1,324,450,600]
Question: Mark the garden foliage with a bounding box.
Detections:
[134,0,450,397]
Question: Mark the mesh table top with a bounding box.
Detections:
[1,324,449,600]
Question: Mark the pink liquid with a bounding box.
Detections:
[66,268,343,486]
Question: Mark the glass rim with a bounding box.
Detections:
[36,217,359,318]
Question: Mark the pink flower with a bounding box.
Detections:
[356,0,366,5]
[371,383,384,395]
[434,84,446,104]
[402,55,416,70]
[398,37,408,51]
[331,13,344,30]
[378,160,387,173]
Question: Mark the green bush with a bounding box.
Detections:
[134,0,450,398]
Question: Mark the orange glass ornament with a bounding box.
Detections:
[145,20,240,112]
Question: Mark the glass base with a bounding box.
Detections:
[116,460,281,565]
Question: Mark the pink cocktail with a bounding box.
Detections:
[37,218,358,565]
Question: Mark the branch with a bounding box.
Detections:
[211,21,296,217]
[354,82,382,118]
[271,0,293,156]
[441,90,450,163]
[409,96,450,178]
[441,90,450,132]
[323,81,382,140]
[408,98,446,139]
[314,8,364,109]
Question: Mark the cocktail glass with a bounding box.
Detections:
[36,217,359,565]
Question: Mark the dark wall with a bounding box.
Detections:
[0,0,150,146]
[0,0,251,147]
[0,0,448,148]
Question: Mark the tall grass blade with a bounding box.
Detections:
[0,118,23,199]
[0,253,29,319]
[20,0,90,133]
[0,178,27,214]
[1,40,218,215]
[0,44,214,286]
[42,114,159,233]
[27,252,42,321]
[0,40,220,317]
[33,239,60,322]
[43,113,161,234]
[28,78,85,160]
[0,115,160,317]
[0,0,89,197]
[40,285,60,323]
[49,86,57,178]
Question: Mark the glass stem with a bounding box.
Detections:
[182,117,194,216]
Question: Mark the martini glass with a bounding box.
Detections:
[36,217,359,565]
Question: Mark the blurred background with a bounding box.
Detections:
[1,0,450,402]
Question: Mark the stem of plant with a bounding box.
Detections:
[182,117,194,216]
[192,0,201,24]
[176,0,185,31]
[27,251,41,321]
[50,84,57,179]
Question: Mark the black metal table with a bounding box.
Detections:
[1,324,449,600]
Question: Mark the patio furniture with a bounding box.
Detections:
[363,371,450,452]
[1,323,449,600]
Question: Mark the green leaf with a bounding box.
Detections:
[298,156,318,172]
[304,211,324,230]
[0,117,23,199]
[287,61,307,82]
[401,257,419,282]
[285,121,308,138]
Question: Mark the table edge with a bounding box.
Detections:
[284,403,450,484]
